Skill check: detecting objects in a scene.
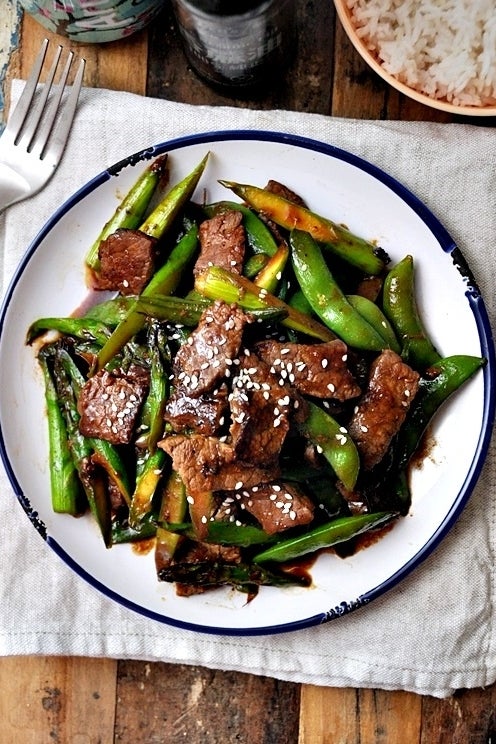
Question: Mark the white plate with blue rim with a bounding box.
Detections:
[0,131,494,635]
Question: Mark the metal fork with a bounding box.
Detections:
[0,39,85,211]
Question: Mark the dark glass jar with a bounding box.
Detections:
[171,0,296,90]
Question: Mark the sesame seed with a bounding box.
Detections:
[187,495,195,504]
[235,481,243,490]
[321,358,328,368]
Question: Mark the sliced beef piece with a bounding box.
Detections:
[255,339,361,401]
[229,353,294,468]
[348,349,420,470]
[78,364,149,445]
[194,210,245,277]
[164,384,228,436]
[95,228,157,295]
[159,434,278,495]
[265,179,308,208]
[240,481,314,535]
[170,301,247,399]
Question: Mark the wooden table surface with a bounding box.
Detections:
[2,6,496,743]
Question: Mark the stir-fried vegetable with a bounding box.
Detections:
[28,153,486,599]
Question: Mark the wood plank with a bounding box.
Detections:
[115,660,300,743]
[421,684,496,744]
[0,656,117,744]
[299,685,360,743]
[299,686,422,743]
[9,12,148,95]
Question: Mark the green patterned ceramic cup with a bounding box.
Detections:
[20,0,165,43]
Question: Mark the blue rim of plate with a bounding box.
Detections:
[0,129,494,636]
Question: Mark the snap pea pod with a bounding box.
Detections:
[195,265,336,342]
[382,255,441,369]
[162,520,275,547]
[139,154,208,239]
[290,229,386,350]
[219,180,388,275]
[244,253,269,278]
[204,200,279,256]
[86,153,169,272]
[298,401,360,491]
[394,354,486,471]
[38,347,81,515]
[96,224,199,371]
[254,511,397,563]
[346,294,400,353]
[155,471,188,569]
[27,316,112,346]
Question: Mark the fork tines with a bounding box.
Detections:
[5,38,85,163]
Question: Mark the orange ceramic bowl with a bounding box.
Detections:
[333,0,496,117]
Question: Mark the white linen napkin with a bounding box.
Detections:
[1,81,495,698]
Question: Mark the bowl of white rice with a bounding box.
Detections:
[334,0,496,116]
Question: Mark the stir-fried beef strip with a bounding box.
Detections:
[347,349,420,470]
[193,209,245,277]
[168,300,248,400]
[159,434,278,495]
[255,339,361,401]
[229,354,295,468]
[94,228,157,295]
[240,481,314,534]
[163,385,228,436]
[77,364,150,445]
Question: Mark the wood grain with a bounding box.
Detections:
[115,661,300,743]
[0,656,117,744]
[9,12,148,96]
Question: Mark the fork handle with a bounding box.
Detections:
[0,164,32,211]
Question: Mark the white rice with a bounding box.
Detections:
[346,0,496,107]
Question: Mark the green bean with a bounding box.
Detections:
[382,255,441,369]
[219,180,388,274]
[254,512,397,563]
[290,229,386,350]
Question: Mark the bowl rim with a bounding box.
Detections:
[333,0,496,117]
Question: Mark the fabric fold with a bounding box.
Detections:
[0,82,495,698]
